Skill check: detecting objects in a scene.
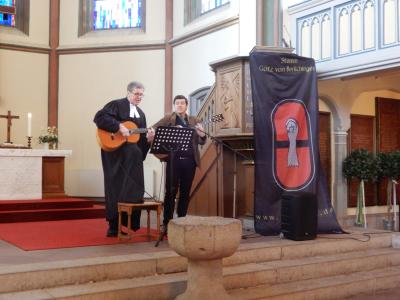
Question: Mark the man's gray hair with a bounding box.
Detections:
[127,81,144,92]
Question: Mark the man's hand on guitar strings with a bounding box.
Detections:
[119,123,130,137]
[195,123,206,137]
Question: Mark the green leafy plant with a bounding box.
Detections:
[38,126,58,144]
[343,148,377,181]
[343,148,378,227]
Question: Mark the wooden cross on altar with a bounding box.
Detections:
[0,110,20,143]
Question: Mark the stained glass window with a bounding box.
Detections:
[93,0,142,30]
[0,0,15,27]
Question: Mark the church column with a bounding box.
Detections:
[48,0,60,127]
[257,0,282,46]
[165,0,173,113]
[333,131,348,218]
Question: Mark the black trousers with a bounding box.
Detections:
[163,157,196,226]
[109,211,141,232]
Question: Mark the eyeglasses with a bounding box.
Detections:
[130,91,145,98]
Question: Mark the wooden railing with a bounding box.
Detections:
[196,83,217,157]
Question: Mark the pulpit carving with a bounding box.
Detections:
[218,69,241,129]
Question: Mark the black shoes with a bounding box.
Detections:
[106,228,118,237]
[161,224,168,235]
[155,224,168,247]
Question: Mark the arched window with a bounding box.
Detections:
[0,0,29,34]
[351,5,361,52]
[79,0,145,36]
[301,21,311,57]
[311,17,321,60]
[189,86,211,116]
[364,1,375,49]
[383,0,396,45]
[321,14,331,59]
[339,8,350,55]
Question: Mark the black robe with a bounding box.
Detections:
[94,98,149,229]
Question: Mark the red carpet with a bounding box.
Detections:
[0,198,105,223]
[0,219,157,251]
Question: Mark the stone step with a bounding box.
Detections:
[226,232,393,265]
[223,247,400,290]
[1,243,399,299]
[0,198,98,212]
[0,232,392,294]
[229,266,400,300]
[0,205,105,223]
[3,266,400,300]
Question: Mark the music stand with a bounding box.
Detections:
[151,126,194,246]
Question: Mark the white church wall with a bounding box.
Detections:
[238,0,256,55]
[59,50,165,197]
[351,90,400,116]
[0,49,48,146]
[173,24,239,104]
[59,0,165,48]
[0,0,50,47]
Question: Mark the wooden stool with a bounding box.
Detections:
[117,201,162,240]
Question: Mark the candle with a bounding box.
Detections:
[27,113,32,137]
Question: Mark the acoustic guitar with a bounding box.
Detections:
[152,113,224,160]
[96,121,148,152]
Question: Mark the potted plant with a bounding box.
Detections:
[38,126,59,149]
[343,149,377,228]
[376,151,400,230]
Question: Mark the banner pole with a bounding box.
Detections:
[393,180,398,231]
[361,180,367,228]
[233,153,237,219]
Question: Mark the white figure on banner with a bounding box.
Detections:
[286,118,299,167]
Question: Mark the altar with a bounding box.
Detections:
[0,149,72,200]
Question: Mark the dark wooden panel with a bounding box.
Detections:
[189,167,218,216]
[236,163,254,217]
[376,97,400,205]
[42,157,66,198]
[189,144,219,216]
[222,148,235,217]
[319,112,331,193]
[348,114,375,207]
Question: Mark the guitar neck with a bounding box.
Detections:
[200,114,223,126]
[129,128,148,135]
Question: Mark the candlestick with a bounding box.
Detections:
[27,112,32,137]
